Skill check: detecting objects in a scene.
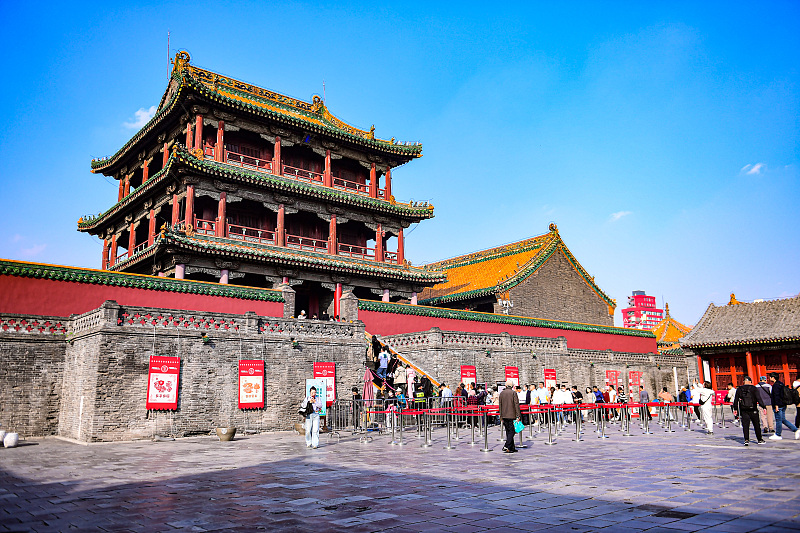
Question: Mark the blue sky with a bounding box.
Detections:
[1,1,797,326]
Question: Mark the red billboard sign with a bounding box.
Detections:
[238,360,264,409]
[544,369,557,390]
[146,356,180,410]
[460,365,477,387]
[313,362,336,406]
[628,371,642,389]
[605,370,619,388]
[505,366,519,387]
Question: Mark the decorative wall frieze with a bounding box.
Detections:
[213,180,239,192]
[195,188,220,201]
[213,110,237,122]
[191,105,209,114]
[143,199,153,210]
[166,183,177,195]
[185,266,220,277]
[214,260,240,270]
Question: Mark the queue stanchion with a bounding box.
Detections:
[396,405,406,445]
[664,404,675,433]
[469,409,477,446]
[517,408,528,449]
[622,404,633,437]
[598,405,609,439]
[686,404,692,431]
[719,403,727,429]
[389,406,398,445]
[642,404,653,435]
[480,410,492,452]
[572,405,583,442]
[421,411,433,448]
[544,406,556,445]
[679,403,687,428]
[444,408,456,450]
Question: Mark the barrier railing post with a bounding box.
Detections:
[686,404,692,431]
[573,406,583,442]
[622,405,633,437]
[389,405,398,445]
[718,403,727,428]
[396,404,406,445]
[664,404,675,433]
[470,412,477,446]
[480,411,491,452]
[598,406,609,439]
[444,409,455,450]
[421,411,432,448]
[642,404,652,435]
[544,407,556,445]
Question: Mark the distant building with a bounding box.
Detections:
[622,290,665,329]
[681,293,800,389]
[651,303,692,355]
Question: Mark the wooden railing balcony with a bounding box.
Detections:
[286,234,328,253]
[283,164,323,183]
[195,219,216,236]
[111,242,149,266]
[332,176,369,195]
[227,224,276,245]
[338,243,375,260]
[384,250,398,263]
[225,150,273,173]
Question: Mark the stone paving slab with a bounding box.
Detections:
[1,419,799,532]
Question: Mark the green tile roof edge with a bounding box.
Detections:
[358,299,655,338]
[0,259,285,302]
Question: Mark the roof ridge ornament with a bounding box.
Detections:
[172,51,191,76]
[728,293,742,306]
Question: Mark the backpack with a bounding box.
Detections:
[780,383,794,406]
[739,387,755,410]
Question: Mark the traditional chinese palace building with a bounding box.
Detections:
[418,224,617,326]
[78,52,444,318]
[681,294,800,389]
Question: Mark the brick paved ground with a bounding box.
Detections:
[1,412,799,532]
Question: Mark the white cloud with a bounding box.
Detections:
[610,211,632,221]
[123,105,157,129]
[740,162,765,175]
[11,234,23,243]
[19,244,46,258]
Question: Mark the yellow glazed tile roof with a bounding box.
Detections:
[652,304,692,347]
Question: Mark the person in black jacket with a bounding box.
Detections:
[732,376,766,445]
[768,373,800,440]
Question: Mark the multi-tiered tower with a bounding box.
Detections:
[79,52,444,318]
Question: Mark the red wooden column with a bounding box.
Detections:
[148,209,156,246]
[276,204,285,246]
[697,356,704,382]
[323,150,332,187]
[123,174,131,197]
[117,179,124,202]
[745,351,756,383]
[397,227,405,265]
[334,282,342,318]
[375,224,384,262]
[163,142,169,167]
[109,235,118,267]
[369,163,378,198]
[127,222,136,257]
[186,121,193,148]
[273,136,282,175]
[216,121,225,162]
[171,194,180,227]
[185,185,195,228]
[101,239,109,270]
[141,160,149,183]
[328,214,337,254]
[385,166,392,199]
[216,192,227,237]
[194,114,203,151]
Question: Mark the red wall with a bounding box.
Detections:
[0,275,284,318]
[360,309,657,354]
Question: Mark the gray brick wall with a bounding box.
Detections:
[497,250,614,326]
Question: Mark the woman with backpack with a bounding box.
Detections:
[732,376,766,446]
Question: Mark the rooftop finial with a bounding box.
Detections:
[728,293,741,306]
[665,303,670,317]
[548,222,558,232]
[172,51,191,75]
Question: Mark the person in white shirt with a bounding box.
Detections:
[376,349,390,379]
[406,365,416,398]
[697,381,715,434]
[608,386,618,421]
[301,386,323,448]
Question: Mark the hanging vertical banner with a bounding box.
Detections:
[605,370,620,388]
[306,378,327,417]
[544,368,557,390]
[460,365,477,388]
[146,356,180,410]
[313,362,336,407]
[628,371,642,390]
[504,366,520,387]
[238,360,264,409]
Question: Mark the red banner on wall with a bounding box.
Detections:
[146,356,180,410]
[313,362,336,406]
[605,370,619,388]
[628,371,642,389]
[238,360,264,409]
[505,366,519,387]
[544,369,557,390]
[460,365,477,387]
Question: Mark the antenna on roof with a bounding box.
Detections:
[323,80,326,103]
[167,31,170,81]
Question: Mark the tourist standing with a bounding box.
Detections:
[755,377,774,433]
[794,380,800,428]
[732,376,765,445]
[406,365,416,398]
[498,380,521,453]
[725,383,739,426]
[394,363,407,392]
[697,381,715,434]
[376,348,390,379]
[301,386,323,448]
[768,373,800,440]
[638,385,652,421]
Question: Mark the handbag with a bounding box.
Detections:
[513,420,524,433]
[298,401,314,416]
